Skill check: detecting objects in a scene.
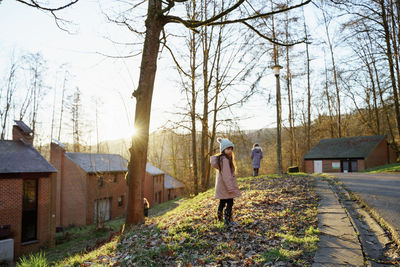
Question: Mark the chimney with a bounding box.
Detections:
[12,120,34,145]
[50,140,66,227]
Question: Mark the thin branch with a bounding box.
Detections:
[166,0,311,28]
[242,21,306,47]
[15,0,79,11]
[165,0,246,28]
[96,51,142,59]
[162,42,191,78]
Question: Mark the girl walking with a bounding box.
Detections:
[251,143,263,176]
[210,138,241,226]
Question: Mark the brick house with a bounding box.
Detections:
[164,174,184,202]
[0,121,57,261]
[50,143,128,227]
[144,163,164,206]
[144,163,184,206]
[304,135,396,173]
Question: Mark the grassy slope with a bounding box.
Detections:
[18,175,319,267]
[363,163,400,173]
[16,198,185,266]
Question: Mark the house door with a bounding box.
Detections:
[342,160,349,172]
[314,160,323,173]
[94,198,111,223]
[342,160,358,172]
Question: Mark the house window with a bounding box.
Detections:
[98,176,104,187]
[118,196,124,207]
[113,174,118,183]
[22,179,38,243]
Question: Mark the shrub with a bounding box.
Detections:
[17,251,48,267]
[287,166,299,173]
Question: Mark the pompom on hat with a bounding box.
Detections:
[217,137,234,153]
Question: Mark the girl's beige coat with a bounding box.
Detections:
[210,156,241,199]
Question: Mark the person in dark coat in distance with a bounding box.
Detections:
[251,143,263,176]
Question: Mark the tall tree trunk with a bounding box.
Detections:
[126,0,164,226]
[322,10,341,137]
[323,51,334,138]
[366,22,398,149]
[380,0,400,137]
[200,1,210,191]
[1,63,16,140]
[58,73,67,140]
[303,16,311,151]
[206,24,223,189]
[389,0,400,105]
[50,76,57,142]
[189,12,199,195]
[286,42,294,166]
[364,50,381,134]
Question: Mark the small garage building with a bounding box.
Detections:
[304,135,396,173]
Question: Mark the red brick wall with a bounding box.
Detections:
[321,160,342,173]
[50,143,64,226]
[144,174,167,207]
[86,172,127,224]
[59,156,88,227]
[357,160,365,171]
[304,160,313,173]
[0,176,53,259]
[51,143,128,226]
[0,178,22,258]
[144,172,154,206]
[153,175,164,205]
[365,139,392,169]
[163,187,183,202]
[304,159,343,173]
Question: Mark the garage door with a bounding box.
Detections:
[314,160,323,173]
[94,198,111,223]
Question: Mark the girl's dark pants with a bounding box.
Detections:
[218,199,233,221]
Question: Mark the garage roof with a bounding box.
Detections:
[304,135,386,160]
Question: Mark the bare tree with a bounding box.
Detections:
[112,0,311,226]
[302,8,312,151]
[319,3,342,137]
[0,58,18,140]
[12,0,79,31]
[69,87,82,152]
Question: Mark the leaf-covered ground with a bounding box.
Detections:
[72,175,318,267]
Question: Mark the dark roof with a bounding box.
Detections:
[65,152,128,173]
[146,163,164,176]
[14,120,33,134]
[164,174,184,189]
[0,140,56,173]
[304,135,386,160]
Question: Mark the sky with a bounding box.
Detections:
[0,0,324,144]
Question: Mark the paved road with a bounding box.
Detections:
[330,172,400,238]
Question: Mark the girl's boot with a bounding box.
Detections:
[224,210,238,226]
[217,211,223,222]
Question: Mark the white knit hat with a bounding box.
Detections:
[217,137,234,153]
